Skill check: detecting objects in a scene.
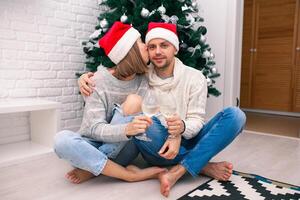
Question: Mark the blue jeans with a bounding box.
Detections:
[133,107,246,177]
[53,105,139,176]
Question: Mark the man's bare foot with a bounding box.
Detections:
[158,165,186,197]
[65,168,95,184]
[201,161,233,181]
[126,165,167,181]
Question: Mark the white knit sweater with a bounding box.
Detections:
[148,57,207,139]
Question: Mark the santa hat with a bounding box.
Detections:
[145,22,179,51]
[99,21,141,64]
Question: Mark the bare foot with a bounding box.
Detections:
[65,168,95,184]
[201,161,233,181]
[158,165,186,197]
[126,165,167,181]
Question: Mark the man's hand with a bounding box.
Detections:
[78,72,95,96]
[166,114,184,136]
[158,136,181,160]
[125,116,152,137]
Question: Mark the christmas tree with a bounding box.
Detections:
[82,0,221,97]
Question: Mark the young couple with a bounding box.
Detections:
[54,21,246,197]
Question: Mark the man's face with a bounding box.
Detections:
[147,38,177,70]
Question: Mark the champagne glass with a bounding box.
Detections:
[135,89,160,141]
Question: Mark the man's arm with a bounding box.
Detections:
[78,72,95,96]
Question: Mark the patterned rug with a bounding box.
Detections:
[178,171,300,200]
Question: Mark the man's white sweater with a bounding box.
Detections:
[148,57,207,139]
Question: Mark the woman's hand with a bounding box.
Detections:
[78,72,95,96]
[166,114,185,137]
[125,116,152,136]
[158,136,181,160]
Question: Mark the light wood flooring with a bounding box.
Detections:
[0,131,299,200]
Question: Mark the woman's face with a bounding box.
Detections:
[137,38,149,64]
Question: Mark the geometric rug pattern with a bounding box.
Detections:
[178,171,300,200]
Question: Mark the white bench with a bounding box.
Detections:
[0,98,61,166]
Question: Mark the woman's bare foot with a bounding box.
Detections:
[201,161,233,181]
[126,165,167,181]
[65,168,95,184]
[158,165,186,197]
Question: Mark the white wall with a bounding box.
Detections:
[0,0,99,144]
[197,0,243,119]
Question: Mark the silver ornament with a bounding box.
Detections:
[100,18,108,28]
[187,47,194,53]
[102,28,108,33]
[206,78,212,86]
[89,29,101,39]
[170,15,179,24]
[191,1,198,9]
[141,8,150,18]
[200,35,207,43]
[202,50,211,58]
[120,14,128,23]
[161,14,170,22]
[209,53,215,59]
[185,13,195,24]
[158,4,166,15]
[211,67,218,74]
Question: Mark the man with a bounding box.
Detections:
[79,22,246,197]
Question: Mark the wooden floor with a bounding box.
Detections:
[244,111,300,138]
[0,131,299,200]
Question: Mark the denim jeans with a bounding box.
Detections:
[133,107,246,177]
[53,105,139,176]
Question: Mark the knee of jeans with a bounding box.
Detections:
[122,94,142,116]
[225,107,247,132]
[54,130,78,156]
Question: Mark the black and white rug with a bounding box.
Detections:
[178,171,300,200]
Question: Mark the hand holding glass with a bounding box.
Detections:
[135,89,160,141]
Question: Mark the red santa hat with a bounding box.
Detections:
[145,22,179,51]
[99,21,141,64]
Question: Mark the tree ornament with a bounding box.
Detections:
[191,1,198,9]
[186,13,195,24]
[102,27,108,33]
[89,29,101,39]
[178,0,185,3]
[211,67,218,74]
[209,53,215,59]
[187,47,194,53]
[161,14,170,22]
[170,15,179,24]
[182,4,189,11]
[158,4,166,15]
[202,50,211,58]
[120,14,128,23]
[200,34,207,43]
[141,8,150,18]
[206,78,212,86]
[100,18,108,28]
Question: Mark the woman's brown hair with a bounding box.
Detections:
[113,41,148,79]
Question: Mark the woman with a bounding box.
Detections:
[54,22,165,184]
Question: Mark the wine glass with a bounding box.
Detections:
[135,89,160,141]
[158,91,177,120]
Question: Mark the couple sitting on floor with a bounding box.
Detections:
[54,21,246,197]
